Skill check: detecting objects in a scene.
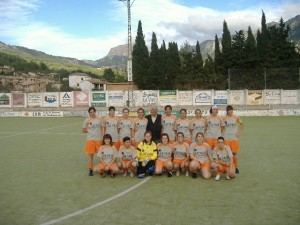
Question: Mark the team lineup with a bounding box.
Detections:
[82,104,244,181]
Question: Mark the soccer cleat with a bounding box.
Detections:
[138,173,145,178]
[111,173,116,178]
[176,170,180,177]
[215,174,221,181]
[235,168,240,174]
[226,174,231,180]
[130,172,135,178]
[167,172,172,177]
[89,169,93,176]
[192,173,197,179]
[185,171,189,177]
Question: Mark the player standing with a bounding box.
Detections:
[104,106,119,150]
[161,105,176,144]
[175,109,192,144]
[190,109,206,143]
[132,108,148,148]
[118,108,133,147]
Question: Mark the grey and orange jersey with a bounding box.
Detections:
[223,115,243,141]
[97,145,117,164]
[211,145,233,165]
[156,143,173,161]
[173,141,189,160]
[190,118,206,142]
[132,118,148,142]
[189,142,211,162]
[175,119,191,141]
[82,116,103,140]
[118,145,137,160]
[161,115,176,141]
[118,118,133,141]
[104,117,119,142]
[205,115,224,139]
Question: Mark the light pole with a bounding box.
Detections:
[119,0,135,107]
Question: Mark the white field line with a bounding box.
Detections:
[0,122,80,140]
[40,177,152,225]
[0,131,83,136]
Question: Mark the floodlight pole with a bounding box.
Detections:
[119,0,135,107]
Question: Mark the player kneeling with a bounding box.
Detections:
[155,133,173,177]
[211,137,235,181]
[94,134,119,178]
[173,132,190,177]
[118,136,137,178]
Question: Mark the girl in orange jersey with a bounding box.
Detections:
[104,106,119,150]
[190,109,206,143]
[189,132,211,179]
[118,108,134,148]
[155,133,173,177]
[222,105,244,173]
[205,105,225,150]
[118,136,137,178]
[173,132,190,177]
[94,134,119,178]
[131,108,148,148]
[175,109,192,144]
[82,107,104,176]
[161,105,176,143]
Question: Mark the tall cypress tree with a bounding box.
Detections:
[147,32,160,89]
[166,42,181,89]
[158,40,167,89]
[221,20,232,75]
[193,40,205,88]
[231,30,246,68]
[245,26,258,68]
[132,20,149,89]
[214,35,223,75]
[258,10,272,67]
[179,41,194,89]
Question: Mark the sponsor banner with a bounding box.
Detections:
[74,91,89,107]
[0,93,12,107]
[213,91,228,105]
[0,111,23,117]
[23,111,63,117]
[228,90,245,105]
[91,91,107,107]
[142,90,158,106]
[125,91,143,107]
[42,92,59,107]
[27,93,42,107]
[12,93,26,107]
[108,91,124,107]
[264,90,281,104]
[159,90,177,106]
[281,90,298,104]
[247,90,263,105]
[193,90,212,105]
[178,91,193,106]
[60,92,73,107]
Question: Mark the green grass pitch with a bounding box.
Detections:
[0,117,299,225]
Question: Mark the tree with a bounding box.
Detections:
[103,68,115,82]
[179,41,194,89]
[158,40,167,89]
[245,26,258,68]
[193,40,205,88]
[132,20,149,89]
[214,35,223,75]
[221,20,232,74]
[231,30,246,68]
[166,42,181,89]
[147,32,161,89]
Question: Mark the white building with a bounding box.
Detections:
[69,73,91,89]
[69,72,107,91]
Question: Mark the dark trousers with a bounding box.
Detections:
[137,160,155,175]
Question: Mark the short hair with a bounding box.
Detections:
[122,108,129,113]
[217,136,225,141]
[108,106,115,111]
[209,105,218,114]
[88,107,96,113]
[102,134,113,146]
[195,132,204,139]
[180,108,187,114]
[143,131,153,143]
[137,108,144,113]
[195,109,201,113]
[177,132,184,137]
[161,133,170,142]
[226,105,233,112]
[164,105,172,110]
[123,136,131,142]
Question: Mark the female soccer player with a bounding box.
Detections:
[118,136,137,177]
[82,107,104,176]
[132,108,148,148]
[136,131,158,178]
[211,137,235,181]
[175,109,192,144]
[104,106,119,150]
[118,108,134,148]
[189,132,211,179]
[155,133,173,177]
[205,105,225,150]
[222,105,244,173]
[94,134,119,178]
[173,132,190,177]
[190,109,206,143]
[161,105,176,143]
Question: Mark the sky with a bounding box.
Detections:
[0,0,300,60]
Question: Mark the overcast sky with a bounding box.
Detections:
[0,0,299,60]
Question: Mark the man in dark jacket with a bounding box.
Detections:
[145,106,162,144]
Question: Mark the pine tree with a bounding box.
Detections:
[166,42,181,89]
[179,41,194,89]
[147,32,160,89]
[245,26,258,68]
[258,10,272,67]
[221,20,232,75]
[132,20,149,89]
[214,35,223,75]
[193,40,205,88]
[231,30,246,68]
[158,40,167,89]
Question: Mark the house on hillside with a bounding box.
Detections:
[69,72,106,91]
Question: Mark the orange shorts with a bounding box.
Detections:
[194,161,211,169]
[84,140,101,154]
[205,138,218,149]
[224,140,240,153]
[173,159,184,165]
[98,162,117,169]
[119,159,134,168]
[156,160,172,168]
[219,163,229,173]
